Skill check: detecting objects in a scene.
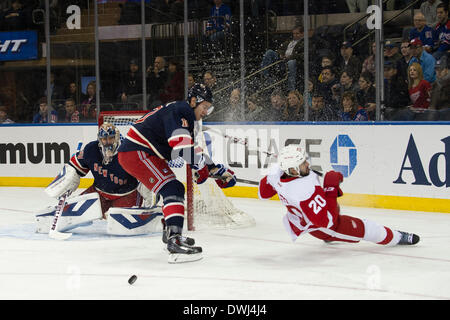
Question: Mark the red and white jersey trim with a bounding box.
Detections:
[126,127,164,159]
[94,186,137,200]
[69,155,90,176]
[168,134,194,150]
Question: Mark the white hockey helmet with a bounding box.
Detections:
[278,145,308,176]
[98,122,120,164]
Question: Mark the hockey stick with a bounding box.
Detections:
[202,126,323,177]
[48,141,83,240]
[48,190,72,240]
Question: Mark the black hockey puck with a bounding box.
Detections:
[128,275,137,285]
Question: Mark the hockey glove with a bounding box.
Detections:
[192,154,209,185]
[323,170,344,198]
[210,164,236,188]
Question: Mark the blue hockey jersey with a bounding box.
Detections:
[118,101,199,164]
[69,140,138,196]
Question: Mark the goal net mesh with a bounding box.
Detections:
[99,111,255,231]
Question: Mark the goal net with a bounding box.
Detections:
[99,110,255,231]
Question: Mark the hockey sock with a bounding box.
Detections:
[362,219,401,246]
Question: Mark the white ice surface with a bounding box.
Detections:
[0,187,449,300]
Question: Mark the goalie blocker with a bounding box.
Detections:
[36,193,163,236]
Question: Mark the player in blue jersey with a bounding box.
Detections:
[68,123,144,216]
[45,123,145,219]
[118,83,237,263]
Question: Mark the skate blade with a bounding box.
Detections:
[168,252,203,264]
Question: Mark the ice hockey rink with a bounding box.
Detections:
[0,187,449,301]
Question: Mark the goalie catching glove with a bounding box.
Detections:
[323,170,344,198]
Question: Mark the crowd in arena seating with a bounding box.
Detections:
[201,1,449,122]
[0,0,449,123]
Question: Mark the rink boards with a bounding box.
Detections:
[0,122,448,213]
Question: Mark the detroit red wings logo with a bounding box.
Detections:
[181,118,189,128]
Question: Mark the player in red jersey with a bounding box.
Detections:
[258,145,420,246]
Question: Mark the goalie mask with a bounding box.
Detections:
[278,145,310,177]
[98,123,120,164]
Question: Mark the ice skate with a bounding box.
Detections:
[166,225,202,263]
[161,219,195,246]
[397,231,420,245]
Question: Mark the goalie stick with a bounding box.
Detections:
[48,141,83,240]
[202,126,323,177]
[48,190,72,240]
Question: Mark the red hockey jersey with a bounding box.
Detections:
[258,165,340,241]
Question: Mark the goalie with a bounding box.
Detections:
[259,145,420,246]
[36,123,163,236]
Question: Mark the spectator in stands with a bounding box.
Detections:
[345,0,368,13]
[384,61,410,119]
[146,56,167,108]
[384,40,403,66]
[0,0,27,31]
[340,91,369,121]
[316,55,335,83]
[120,59,143,106]
[0,105,14,124]
[203,70,218,92]
[309,91,339,121]
[205,0,232,46]
[399,40,414,81]
[317,66,339,105]
[408,62,432,109]
[188,73,196,90]
[332,70,359,104]
[222,87,244,122]
[432,3,450,60]
[160,59,184,104]
[338,41,361,80]
[261,25,305,91]
[430,56,450,109]
[420,0,442,27]
[357,71,376,119]
[409,13,435,50]
[409,38,437,83]
[265,89,287,121]
[33,97,58,123]
[282,90,304,121]
[245,93,263,122]
[62,98,80,123]
[80,81,96,120]
[64,82,81,105]
[362,42,376,76]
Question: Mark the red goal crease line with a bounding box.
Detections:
[1,176,449,214]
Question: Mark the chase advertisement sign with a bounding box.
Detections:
[330,135,357,178]
[0,30,38,62]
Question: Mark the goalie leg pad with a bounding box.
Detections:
[35,193,102,233]
[106,207,164,235]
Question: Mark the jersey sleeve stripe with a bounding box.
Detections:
[168,134,194,150]
[126,127,165,159]
[69,155,89,175]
